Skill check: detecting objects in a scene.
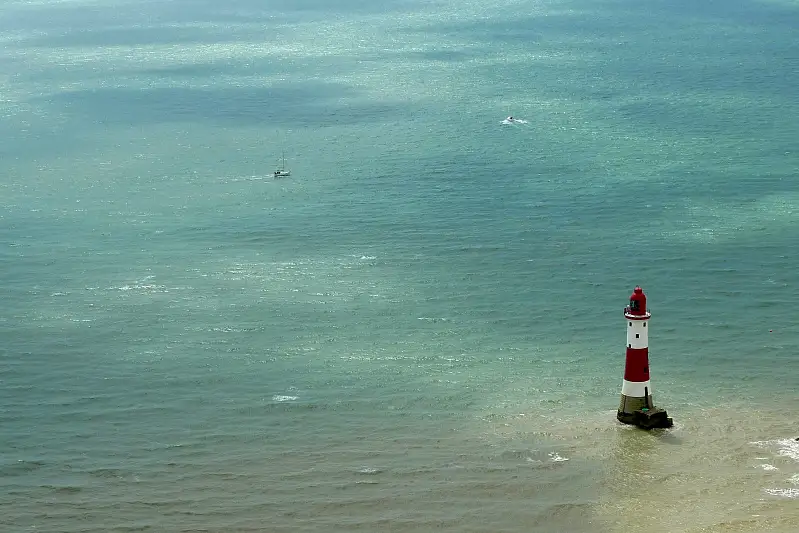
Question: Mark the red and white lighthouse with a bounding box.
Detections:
[617,286,673,429]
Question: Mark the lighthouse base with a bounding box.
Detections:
[617,407,673,430]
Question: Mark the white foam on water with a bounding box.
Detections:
[777,439,799,462]
[751,438,799,499]
[764,488,799,498]
[753,438,799,462]
[272,395,299,402]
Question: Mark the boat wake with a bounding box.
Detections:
[501,117,528,125]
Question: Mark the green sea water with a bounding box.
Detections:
[2,0,799,531]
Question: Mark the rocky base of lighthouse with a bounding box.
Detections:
[617,407,673,430]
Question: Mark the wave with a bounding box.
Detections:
[752,438,799,499]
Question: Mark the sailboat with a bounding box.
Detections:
[273,150,291,178]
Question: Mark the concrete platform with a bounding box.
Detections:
[617,407,673,430]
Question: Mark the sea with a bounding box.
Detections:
[1,0,799,531]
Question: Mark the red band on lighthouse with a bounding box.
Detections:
[624,347,649,382]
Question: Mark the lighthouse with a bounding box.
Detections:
[617,286,673,429]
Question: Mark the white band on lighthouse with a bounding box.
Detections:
[626,320,648,349]
[621,379,651,397]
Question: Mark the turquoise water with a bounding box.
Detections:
[2,0,799,531]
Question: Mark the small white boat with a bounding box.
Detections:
[273,150,291,178]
